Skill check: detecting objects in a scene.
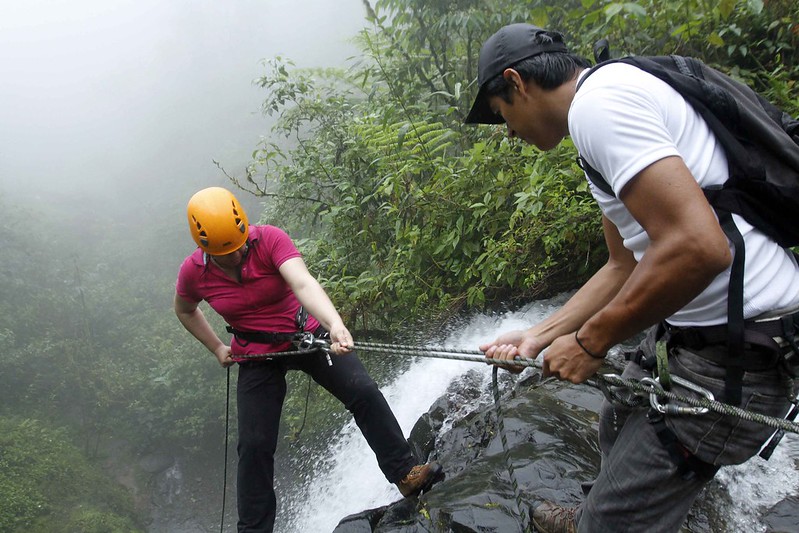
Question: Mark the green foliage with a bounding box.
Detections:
[64,508,141,533]
[561,0,798,109]
[0,194,228,457]
[0,417,142,533]
[1,3,796,527]
[231,0,797,334]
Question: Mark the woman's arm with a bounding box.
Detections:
[174,292,233,367]
[278,257,353,354]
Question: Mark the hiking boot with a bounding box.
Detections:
[532,501,577,533]
[396,462,445,497]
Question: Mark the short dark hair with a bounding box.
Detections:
[483,32,590,105]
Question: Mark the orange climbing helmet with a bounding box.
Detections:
[187,187,249,255]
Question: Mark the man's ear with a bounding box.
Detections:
[502,68,524,92]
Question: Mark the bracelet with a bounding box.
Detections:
[575,330,605,359]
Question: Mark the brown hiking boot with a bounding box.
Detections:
[396,462,445,497]
[532,501,577,533]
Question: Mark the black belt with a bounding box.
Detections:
[225,326,299,345]
[663,310,799,372]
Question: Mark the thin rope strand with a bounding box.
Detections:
[492,366,531,530]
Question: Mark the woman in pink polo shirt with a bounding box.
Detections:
[174,187,443,533]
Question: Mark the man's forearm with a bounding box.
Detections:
[531,259,631,346]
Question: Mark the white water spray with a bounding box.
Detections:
[716,433,799,531]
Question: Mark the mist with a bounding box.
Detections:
[0,0,367,219]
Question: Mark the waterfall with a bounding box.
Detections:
[286,298,799,532]
[285,298,563,532]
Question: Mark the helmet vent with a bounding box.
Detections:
[232,202,245,233]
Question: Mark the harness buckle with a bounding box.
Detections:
[296,331,316,350]
[644,375,714,416]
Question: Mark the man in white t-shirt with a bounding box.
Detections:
[466,23,799,532]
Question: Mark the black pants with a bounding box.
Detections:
[236,348,417,532]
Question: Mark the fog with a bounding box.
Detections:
[0,0,367,218]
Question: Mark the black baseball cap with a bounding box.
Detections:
[464,23,569,124]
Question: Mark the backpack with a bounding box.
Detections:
[575,43,799,405]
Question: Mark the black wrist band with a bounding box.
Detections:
[575,330,604,359]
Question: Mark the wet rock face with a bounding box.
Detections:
[334,363,750,533]
[761,496,799,533]
[335,370,606,532]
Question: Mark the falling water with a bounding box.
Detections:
[285,298,799,532]
[285,297,563,532]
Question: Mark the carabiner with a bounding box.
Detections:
[296,332,333,366]
[645,375,713,416]
[296,331,316,350]
[598,373,646,408]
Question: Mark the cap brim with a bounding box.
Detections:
[464,86,505,125]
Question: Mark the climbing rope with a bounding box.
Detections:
[349,341,799,435]
[595,372,799,433]
[491,366,531,531]
[232,339,799,434]
[220,366,231,533]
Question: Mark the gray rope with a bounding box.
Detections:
[230,341,799,434]
[594,373,799,433]
[491,366,531,531]
[352,342,540,366]
[351,342,799,435]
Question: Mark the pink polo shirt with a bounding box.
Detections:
[176,225,320,357]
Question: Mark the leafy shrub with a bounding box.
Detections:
[0,418,143,533]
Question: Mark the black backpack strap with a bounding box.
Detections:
[573,44,623,198]
[670,55,702,78]
[593,39,611,63]
[575,156,615,197]
[717,209,746,406]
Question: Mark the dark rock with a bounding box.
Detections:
[337,370,604,531]
[334,504,391,533]
[762,495,799,533]
[337,362,797,532]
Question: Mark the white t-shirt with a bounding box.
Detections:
[569,63,799,327]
